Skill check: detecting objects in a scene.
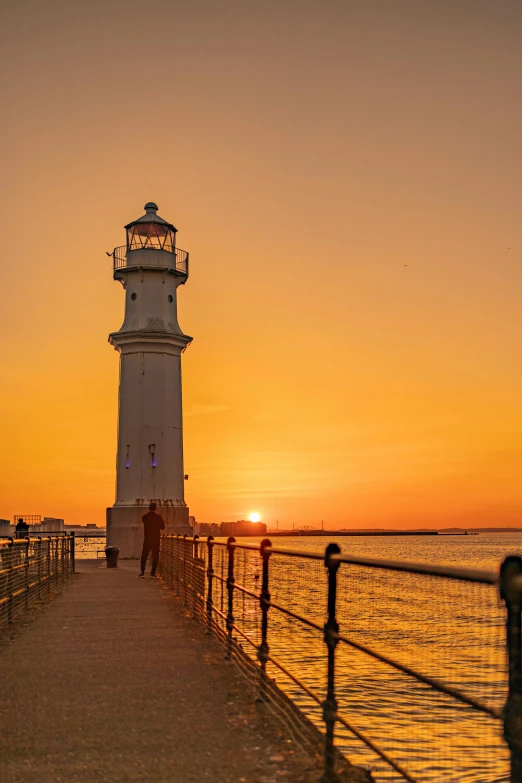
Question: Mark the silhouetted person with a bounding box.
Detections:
[138,502,165,578]
[15,518,29,539]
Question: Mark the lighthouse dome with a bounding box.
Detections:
[125,202,177,251]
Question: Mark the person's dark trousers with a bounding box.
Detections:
[140,539,160,575]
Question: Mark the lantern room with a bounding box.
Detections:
[125,202,177,252]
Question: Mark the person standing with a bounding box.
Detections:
[138,502,165,578]
[15,518,29,539]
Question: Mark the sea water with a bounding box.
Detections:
[227,533,520,783]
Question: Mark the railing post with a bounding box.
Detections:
[206,536,215,634]
[226,536,236,659]
[174,535,180,595]
[46,537,51,592]
[70,531,76,574]
[37,538,42,600]
[6,538,14,623]
[24,539,30,609]
[182,534,188,605]
[174,534,179,594]
[500,556,522,783]
[257,538,272,698]
[321,543,341,783]
[192,534,199,616]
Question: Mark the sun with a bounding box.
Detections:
[249,512,261,523]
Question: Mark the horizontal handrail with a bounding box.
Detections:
[173,536,500,585]
[206,540,323,559]
[0,535,73,547]
[331,553,498,584]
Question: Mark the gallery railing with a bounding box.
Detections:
[159,534,521,783]
[0,535,75,629]
[111,245,189,276]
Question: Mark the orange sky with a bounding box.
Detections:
[1,1,521,529]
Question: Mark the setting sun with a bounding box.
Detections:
[249,512,261,523]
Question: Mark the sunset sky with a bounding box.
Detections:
[1,1,521,529]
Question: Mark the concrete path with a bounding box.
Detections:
[0,560,325,783]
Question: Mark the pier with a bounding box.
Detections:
[1,536,521,782]
[0,539,369,782]
[0,556,347,782]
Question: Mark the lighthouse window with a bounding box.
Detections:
[131,293,137,301]
[168,295,173,303]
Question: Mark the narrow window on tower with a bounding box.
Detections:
[125,445,130,468]
[149,444,156,468]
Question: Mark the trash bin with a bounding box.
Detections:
[105,546,120,568]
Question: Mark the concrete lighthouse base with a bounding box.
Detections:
[106,505,192,559]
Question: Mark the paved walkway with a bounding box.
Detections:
[0,560,337,783]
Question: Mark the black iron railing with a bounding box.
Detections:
[111,245,189,276]
[159,535,520,783]
[0,535,75,629]
[13,530,107,559]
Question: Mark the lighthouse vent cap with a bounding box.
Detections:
[124,203,177,232]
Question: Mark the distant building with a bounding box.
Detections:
[0,519,10,536]
[86,523,97,529]
[41,518,65,532]
[220,520,267,537]
[12,516,65,534]
[193,522,222,537]
[192,520,267,538]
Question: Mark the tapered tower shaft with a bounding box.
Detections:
[106,202,192,557]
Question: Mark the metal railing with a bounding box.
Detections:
[158,535,521,783]
[0,535,75,629]
[111,245,189,276]
[16,531,107,560]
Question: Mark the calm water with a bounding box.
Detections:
[80,532,519,782]
[217,533,521,783]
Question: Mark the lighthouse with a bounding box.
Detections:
[106,202,192,557]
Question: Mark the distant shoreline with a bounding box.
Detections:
[266,527,522,537]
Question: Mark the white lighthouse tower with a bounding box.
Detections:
[106,202,192,557]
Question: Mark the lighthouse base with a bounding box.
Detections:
[106,505,192,559]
